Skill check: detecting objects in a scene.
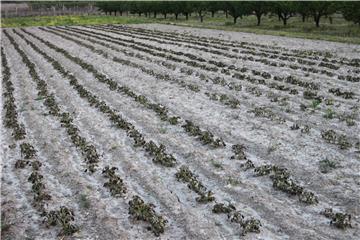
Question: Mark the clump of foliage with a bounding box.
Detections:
[318,159,338,173]
[45,206,79,236]
[231,144,247,160]
[228,211,261,236]
[129,195,167,236]
[182,120,226,148]
[213,203,236,214]
[102,166,127,197]
[175,166,215,203]
[321,130,352,149]
[254,165,318,204]
[251,107,285,123]
[20,143,37,159]
[145,141,177,167]
[321,208,352,229]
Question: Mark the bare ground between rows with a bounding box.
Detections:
[16,28,360,238]
[8,30,245,239]
[58,25,359,138]
[134,23,360,59]
[82,25,358,90]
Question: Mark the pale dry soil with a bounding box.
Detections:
[1,24,359,240]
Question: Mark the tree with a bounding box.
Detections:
[306,1,337,27]
[158,1,172,19]
[295,1,309,22]
[272,1,296,25]
[206,1,223,18]
[181,1,193,20]
[249,1,270,26]
[193,1,207,23]
[342,1,360,25]
[225,1,251,24]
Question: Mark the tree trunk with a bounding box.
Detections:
[302,13,306,22]
[185,12,189,20]
[154,12,157,18]
[283,17,287,26]
[329,16,333,24]
[225,10,228,18]
[120,11,122,16]
[211,11,215,17]
[175,13,178,20]
[314,14,320,27]
[164,13,167,19]
[114,11,117,16]
[256,13,261,26]
[233,16,238,24]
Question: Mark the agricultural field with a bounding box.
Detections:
[1,23,359,239]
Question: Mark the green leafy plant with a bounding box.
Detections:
[129,195,167,236]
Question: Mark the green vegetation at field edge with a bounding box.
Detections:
[0,15,154,28]
[1,14,359,44]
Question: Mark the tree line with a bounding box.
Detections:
[95,1,360,27]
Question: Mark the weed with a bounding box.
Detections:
[211,159,224,169]
[318,159,338,173]
[79,194,91,209]
[323,108,336,119]
[226,177,241,186]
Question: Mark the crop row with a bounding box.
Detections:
[66,24,334,204]
[47,26,328,124]
[60,24,357,131]
[1,47,26,140]
[109,25,341,71]
[16,28,263,236]
[66,27,360,148]
[7,29,169,236]
[63,26,357,105]
[119,25,360,68]
[56,27,359,134]
[71,26,358,131]
[52,26,358,139]
[11,28,190,235]
[175,165,262,235]
[88,25,355,93]
[254,164,318,204]
[2,42,78,236]
[99,25,345,77]
[103,24,360,81]
[5,30,101,173]
[36,27,228,148]
[40,27,358,152]
[16,28,353,231]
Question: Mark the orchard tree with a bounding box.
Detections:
[225,1,251,24]
[158,1,172,19]
[295,1,310,22]
[249,1,270,26]
[207,1,223,18]
[272,1,296,25]
[181,1,193,20]
[193,1,208,23]
[307,1,338,27]
[342,1,360,25]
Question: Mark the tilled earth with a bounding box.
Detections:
[1,24,359,240]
